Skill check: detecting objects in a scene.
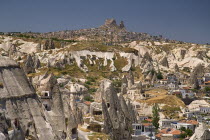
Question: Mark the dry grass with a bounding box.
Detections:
[144,88,168,96]
[137,95,185,107]
[78,125,90,132]
[114,53,128,70]
[88,132,111,140]
[93,115,103,122]
[162,105,181,119]
[59,40,137,53]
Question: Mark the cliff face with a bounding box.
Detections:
[0,56,57,140]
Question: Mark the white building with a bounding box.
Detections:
[171,122,194,131]
[200,106,210,113]
[132,123,156,139]
[159,119,178,129]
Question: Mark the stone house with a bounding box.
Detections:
[132,123,156,139]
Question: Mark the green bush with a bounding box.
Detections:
[85,81,92,85]
[84,95,94,102]
[89,88,97,94]
[204,87,210,92]
[180,128,193,138]
[157,72,163,79]
[183,67,190,73]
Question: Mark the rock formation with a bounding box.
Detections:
[98,79,135,140]
[0,56,80,140]
[180,49,186,59]
[160,56,169,68]
[23,54,35,74]
[43,39,55,50]
[8,44,17,57]
[174,63,179,72]
[127,70,134,89]
[119,21,125,29]
[104,18,118,28]
[0,56,57,140]
[189,64,204,88]
[121,75,128,94]
[190,123,210,140]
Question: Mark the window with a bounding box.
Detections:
[136,105,140,108]
[45,92,49,96]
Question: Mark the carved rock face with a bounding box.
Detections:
[160,56,169,68]
[23,54,35,74]
[43,39,55,50]
[98,79,135,140]
[104,19,117,27]
[180,49,186,59]
[119,21,125,29]
[0,56,57,140]
[174,64,179,72]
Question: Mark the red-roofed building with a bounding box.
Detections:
[156,128,182,140]
[84,101,91,106]
[145,118,152,122]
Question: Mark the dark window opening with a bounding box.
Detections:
[72,128,77,135]
[43,104,51,111]
[93,111,102,115]
[142,126,144,132]
[45,92,49,97]
[107,103,110,108]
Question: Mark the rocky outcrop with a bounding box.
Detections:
[190,123,210,140]
[43,39,55,50]
[98,79,135,140]
[119,21,125,29]
[37,42,42,52]
[33,19,169,43]
[127,70,134,89]
[180,49,186,59]
[8,44,17,57]
[34,56,41,69]
[160,56,169,68]
[0,56,80,140]
[23,54,35,74]
[23,54,41,74]
[196,51,206,60]
[189,64,204,88]
[0,56,57,140]
[104,19,118,28]
[174,63,179,72]
[0,110,11,140]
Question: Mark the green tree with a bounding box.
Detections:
[157,71,163,79]
[152,103,160,129]
[204,87,210,92]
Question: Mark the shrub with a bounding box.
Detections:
[84,95,94,102]
[0,82,3,88]
[183,67,190,73]
[157,71,163,79]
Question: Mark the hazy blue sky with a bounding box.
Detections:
[0,0,210,44]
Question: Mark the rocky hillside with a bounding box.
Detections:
[0,35,209,78]
[8,19,181,43]
[1,19,210,139]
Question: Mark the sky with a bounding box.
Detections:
[0,0,210,44]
